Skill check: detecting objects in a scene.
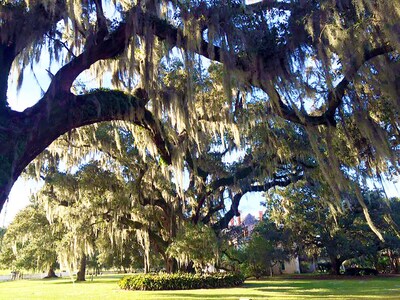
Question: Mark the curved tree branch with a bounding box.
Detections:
[0,89,172,211]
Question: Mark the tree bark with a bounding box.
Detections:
[44,267,58,279]
[76,254,87,282]
[0,44,15,105]
[166,257,178,274]
[143,255,149,274]
[329,256,343,275]
[388,249,399,273]
[0,4,173,212]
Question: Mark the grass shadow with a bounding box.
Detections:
[138,292,268,299]
[50,277,126,285]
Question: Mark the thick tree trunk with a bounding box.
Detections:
[76,254,87,282]
[166,257,178,273]
[388,249,399,273]
[0,4,177,213]
[180,261,195,274]
[44,267,58,279]
[329,256,343,275]
[395,257,400,274]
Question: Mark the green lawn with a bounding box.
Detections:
[0,274,399,300]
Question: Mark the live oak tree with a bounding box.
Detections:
[1,0,399,243]
[38,161,141,280]
[32,119,306,273]
[34,125,182,274]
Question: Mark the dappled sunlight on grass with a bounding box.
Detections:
[0,274,399,299]
[243,277,400,299]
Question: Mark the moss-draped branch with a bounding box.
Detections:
[0,89,171,211]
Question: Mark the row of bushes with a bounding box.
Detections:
[118,272,245,290]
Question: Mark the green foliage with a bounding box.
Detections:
[96,235,145,271]
[0,204,61,272]
[265,181,400,274]
[118,272,245,291]
[218,219,293,278]
[241,221,291,278]
[167,223,219,273]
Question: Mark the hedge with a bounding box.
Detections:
[118,272,245,291]
[344,267,379,276]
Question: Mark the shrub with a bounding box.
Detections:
[118,272,245,291]
[317,262,332,273]
[344,267,379,276]
[300,261,312,273]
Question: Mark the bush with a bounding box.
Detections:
[344,267,379,276]
[317,262,332,273]
[118,272,245,290]
[241,262,270,279]
[299,261,309,273]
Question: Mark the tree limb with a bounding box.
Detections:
[0,89,171,211]
[212,169,304,230]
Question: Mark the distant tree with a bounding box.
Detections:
[96,231,144,273]
[0,204,62,277]
[374,196,400,273]
[241,219,292,278]
[38,162,132,281]
[219,218,292,278]
[265,181,400,274]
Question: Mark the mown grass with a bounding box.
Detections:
[0,274,399,300]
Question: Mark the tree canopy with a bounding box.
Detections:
[0,0,399,238]
[29,121,304,274]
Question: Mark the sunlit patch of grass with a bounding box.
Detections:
[0,274,399,300]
